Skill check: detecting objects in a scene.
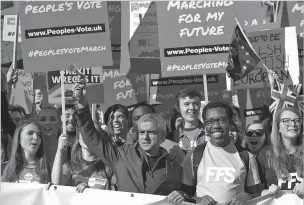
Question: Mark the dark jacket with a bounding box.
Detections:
[74,107,182,195]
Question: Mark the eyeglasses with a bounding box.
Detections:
[204,117,228,126]
[245,129,264,137]
[280,118,302,126]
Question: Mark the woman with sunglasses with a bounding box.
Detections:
[245,121,270,156]
[257,107,303,198]
[2,119,50,183]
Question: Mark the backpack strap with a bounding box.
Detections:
[192,143,207,186]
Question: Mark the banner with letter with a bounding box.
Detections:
[149,74,226,119]
[19,1,113,72]
[233,27,299,89]
[2,15,22,42]
[156,1,270,77]
[103,69,147,111]
[1,183,303,205]
[47,67,103,105]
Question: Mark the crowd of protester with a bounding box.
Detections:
[1,67,303,205]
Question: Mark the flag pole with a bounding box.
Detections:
[12,2,20,90]
[203,75,209,103]
[92,104,96,121]
[60,70,66,135]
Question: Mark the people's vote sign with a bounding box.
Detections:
[47,67,103,105]
[103,69,147,110]
[149,74,225,119]
[156,1,271,77]
[2,15,22,42]
[19,1,113,73]
[233,27,299,89]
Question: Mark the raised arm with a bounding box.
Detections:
[73,72,119,168]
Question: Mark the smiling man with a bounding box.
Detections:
[72,77,185,203]
[170,88,205,153]
[181,101,261,205]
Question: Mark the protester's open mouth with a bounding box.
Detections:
[250,139,258,145]
[211,131,224,138]
[187,111,196,116]
[141,141,150,145]
[44,127,52,131]
[30,142,38,147]
[113,124,121,129]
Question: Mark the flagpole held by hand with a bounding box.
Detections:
[60,70,66,135]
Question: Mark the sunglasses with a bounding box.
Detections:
[245,129,264,137]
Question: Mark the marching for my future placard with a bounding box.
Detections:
[156,1,271,77]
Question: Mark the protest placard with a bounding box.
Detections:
[284,1,303,71]
[103,1,121,71]
[149,74,226,119]
[237,87,271,124]
[2,15,22,42]
[103,69,147,111]
[47,67,103,105]
[120,1,161,74]
[156,1,271,77]
[233,27,299,89]
[1,17,22,65]
[19,1,113,73]
[1,68,34,114]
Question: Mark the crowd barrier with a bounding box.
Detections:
[0,182,302,205]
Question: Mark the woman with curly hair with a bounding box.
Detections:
[257,107,303,198]
[2,120,50,183]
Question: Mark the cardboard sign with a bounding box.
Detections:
[2,15,22,42]
[103,1,121,71]
[1,68,34,114]
[19,1,113,72]
[120,1,161,74]
[233,27,299,89]
[156,1,270,77]
[103,69,147,110]
[149,74,226,119]
[285,1,303,37]
[47,67,103,105]
[285,1,303,70]
[238,87,271,125]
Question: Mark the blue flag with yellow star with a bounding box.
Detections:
[226,18,261,81]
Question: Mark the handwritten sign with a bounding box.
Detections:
[103,69,147,110]
[233,27,299,89]
[156,1,271,77]
[149,74,226,119]
[2,15,22,42]
[19,1,113,72]
[47,67,103,105]
[1,68,34,114]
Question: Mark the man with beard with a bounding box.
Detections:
[72,77,185,203]
[181,101,261,205]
